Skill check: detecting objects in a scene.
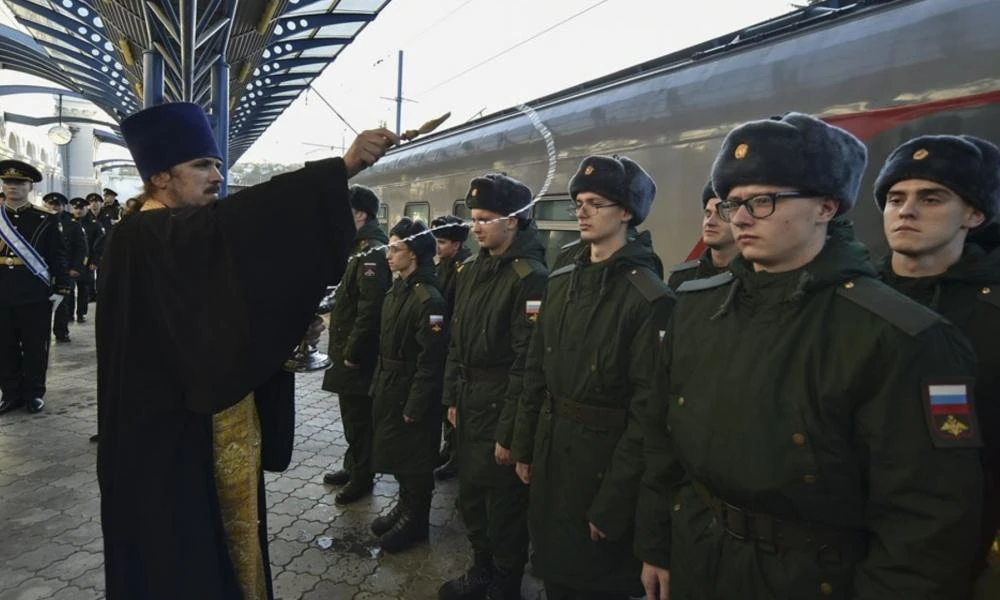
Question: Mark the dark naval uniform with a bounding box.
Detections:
[442,224,548,589]
[321,218,391,495]
[0,191,71,413]
[370,263,448,550]
[77,204,105,319]
[636,224,984,599]
[51,206,88,341]
[667,247,726,290]
[879,225,1000,582]
[512,237,674,597]
[97,200,122,228]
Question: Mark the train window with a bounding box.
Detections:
[452,200,470,220]
[539,230,580,268]
[378,203,388,224]
[533,198,576,222]
[404,202,431,223]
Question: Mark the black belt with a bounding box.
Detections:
[548,393,628,429]
[690,480,866,560]
[457,364,510,382]
[379,357,416,374]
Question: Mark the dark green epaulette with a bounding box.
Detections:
[676,271,734,293]
[412,282,441,304]
[978,285,1000,311]
[627,267,673,302]
[836,277,941,336]
[511,257,545,279]
[457,255,476,273]
[669,259,699,273]
[549,264,575,279]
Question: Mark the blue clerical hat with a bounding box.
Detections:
[121,102,222,181]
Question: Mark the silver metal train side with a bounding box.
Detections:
[354,0,1000,267]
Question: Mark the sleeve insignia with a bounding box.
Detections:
[923,379,982,448]
[525,299,541,324]
[429,314,444,333]
[363,262,377,277]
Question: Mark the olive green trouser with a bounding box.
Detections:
[338,393,373,484]
[458,466,529,571]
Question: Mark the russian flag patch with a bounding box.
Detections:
[525,300,541,323]
[429,314,444,333]
[923,379,981,448]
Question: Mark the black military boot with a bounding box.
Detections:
[370,500,404,537]
[377,504,429,553]
[335,479,373,505]
[437,440,452,467]
[438,552,493,600]
[323,469,350,486]
[484,565,522,600]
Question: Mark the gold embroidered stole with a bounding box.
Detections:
[142,198,266,597]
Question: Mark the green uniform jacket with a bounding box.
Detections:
[436,245,471,316]
[511,237,674,593]
[371,265,449,475]
[322,220,391,396]
[636,222,984,600]
[666,247,726,290]
[878,222,1000,566]
[442,225,548,486]
[553,229,664,276]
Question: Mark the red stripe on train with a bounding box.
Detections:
[684,90,1000,261]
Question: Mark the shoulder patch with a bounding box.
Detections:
[922,378,982,449]
[668,260,699,273]
[978,285,1000,311]
[627,267,673,302]
[549,264,576,279]
[836,277,941,336]
[413,282,433,304]
[511,257,545,279]
[676,271,734,293]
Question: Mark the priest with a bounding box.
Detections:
[96,101,398,600]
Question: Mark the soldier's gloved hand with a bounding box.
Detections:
[515,462,531,485]
[494,443,513,466]
[641,562,670,600]
[447,406,457,429]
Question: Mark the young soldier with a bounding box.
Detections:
[636,113,984,600]
[439,174,547,600]
[43,193,87,344]
[874,134,1000,589]
[512,155,674,600]
[0,161,71,414]
[370,218,448,553]
[98,187,122,227]
[320,185,392,504]
[73,196,102,323]
[667,180,738,289]
[85,192,106,303]
[431,213,471,481]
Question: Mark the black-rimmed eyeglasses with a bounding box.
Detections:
[565,199,620,217]
[716,191,810,222]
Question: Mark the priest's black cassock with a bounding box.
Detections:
[96,157,356,599]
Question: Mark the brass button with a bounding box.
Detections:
[843,281,854,289]
[804,474,817,485]
[820,582,833,595]
[677,397,685,407]
[673,503,681,512]
[792,433,806,446]
[631,269,637,275]
[983,287,992,295]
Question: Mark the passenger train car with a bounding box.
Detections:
[354,0,1000,268]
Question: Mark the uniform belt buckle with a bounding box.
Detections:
[720,501,749,540]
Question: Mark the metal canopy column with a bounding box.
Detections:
[142,51,165,107]
[180,0,197,101]
[212,60,230,197]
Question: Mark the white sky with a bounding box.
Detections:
[0,0,800,166]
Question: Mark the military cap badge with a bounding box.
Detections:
[912,148,929,160]
[734,143,749,160]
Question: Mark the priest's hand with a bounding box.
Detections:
[343,128,400,177]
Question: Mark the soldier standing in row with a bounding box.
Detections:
[431,213,471,481]
[370,218,448,553]
[44,192,87,344]
[0,160,71,415]
[98,187,122,228]
[636,113,984,600]
[84,193,111,302]
[74,195,104,323]
[667,180,737,289]
[439,174,547,600]
[321,185,392,504]
[512,155,673,600]
[874,134,1000,592]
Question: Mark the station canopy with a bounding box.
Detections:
[0,0,391,163]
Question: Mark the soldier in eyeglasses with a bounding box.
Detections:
[511,155,674,600]
[636,113,984,600]
[438,173,548,600]
[667,179,738,290]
